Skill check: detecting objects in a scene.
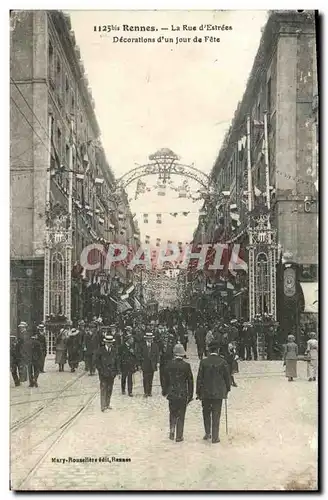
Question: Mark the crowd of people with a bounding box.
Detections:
[10,310,318,443]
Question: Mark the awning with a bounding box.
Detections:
[300,282,318,313]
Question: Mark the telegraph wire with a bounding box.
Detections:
[11,77,52,144]
[10,96,52,158]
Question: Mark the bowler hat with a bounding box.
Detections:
[208,340,220,350]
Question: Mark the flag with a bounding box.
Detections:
[254,186,262,197]
[157,184,166,196]
[135,179,146,199]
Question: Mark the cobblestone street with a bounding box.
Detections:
[10,340,318,491]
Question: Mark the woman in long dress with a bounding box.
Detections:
[305,332,318,382]
[55,328,68,372]
[283,334,298,381]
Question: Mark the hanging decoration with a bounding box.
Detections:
[145,235,150,244]
[156,213,162,224]
[156,238,161,247]
[143,213,149,224]
[182,211,190,217]
[157,183,166,196]
[170,212,178,217]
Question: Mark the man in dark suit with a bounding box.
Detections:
[195,324,207,360]
[36,323,47,373]
[25,331,43,388]
[95,334,120,411]
[138,332,160,397]
[10,335,21,387]
[85,322,99,375]
[162,343,194,442]
[196,340,231,443]
[119,331,138,396]
[159,332,175,392]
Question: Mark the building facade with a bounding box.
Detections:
[10,10,137,331]
[192,11,318,337]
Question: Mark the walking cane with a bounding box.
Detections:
[225,398,228,435]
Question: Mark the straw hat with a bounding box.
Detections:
[103,334,115,343]
[173,343,186,357]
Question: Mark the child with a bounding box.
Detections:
[305,332,318,382]
[283,334,298,381]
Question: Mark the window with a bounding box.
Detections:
[255,252,270,314]
[266,77,272,116]
[48,41,55,83]
[57,127,62,154]
[56,57,62,104]
[65,144,69,168]
[65,75,69,108]
[257,101,261,121]
[71,92,75,113]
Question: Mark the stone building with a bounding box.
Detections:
[192,10,318,332]
[10,11,137,330]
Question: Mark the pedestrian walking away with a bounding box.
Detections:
[162,343,194,442]
[95,334,120,411]
[196,340,231,443]
[305,332,318,382]
[283,334,298,381]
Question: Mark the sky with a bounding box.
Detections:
[68,10,269,244]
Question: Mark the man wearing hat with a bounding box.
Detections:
[196,340,231,443]
[67,328,81,373]
[138,332,160,397]
[25,331,43,388]
[10,334,21,387]
[119,328,138,396]
[17,322,29,382]
[162,343,194,442]
[95,334,120,411]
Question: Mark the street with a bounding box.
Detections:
[10,339,318,491]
